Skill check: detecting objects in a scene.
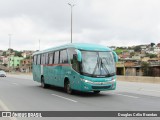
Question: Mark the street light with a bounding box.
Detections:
[39,39,40,51]
[8,34,12,49]
[68,3,75,43]
[8,34,12,70]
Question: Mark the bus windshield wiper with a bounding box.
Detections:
[101,58,110,75]
[92,57,110,76]
[92,57,100,76]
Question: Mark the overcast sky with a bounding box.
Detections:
[0,0,160,50]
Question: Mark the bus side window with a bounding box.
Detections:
[54,51,59,64]
[72,54,80,72]
[52,52,55,63]
[33,55,37,65]
[37,54,41,65]
[60,50,68,64]
[49,52,54,64]
[41,54,43,64]
[45,53,48,64]
[41,54,45,65]
[68,48,79,72]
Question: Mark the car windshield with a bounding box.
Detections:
[81,51,116,77]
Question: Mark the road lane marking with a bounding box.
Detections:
[140,89,160,93]
[0,99,11,111]
[109,93,139,99]
[12,83,19,85]
[0,99,17,120]
[51,94,78,103]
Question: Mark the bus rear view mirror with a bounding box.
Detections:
[71,54,78,64]
[76,49,82,62]
[112,51,118,62]
[73,54,78,61]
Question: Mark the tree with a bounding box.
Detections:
[134,46,141,52]
[130,52,135,57]
[150,43,155,51]
[2,52,6,56]
[151,43,155,47]
[3,63,7,67]
[128,47,134,50]
[8,48,13,53]
[141,62,150,76]
[115,48,123,55]
[146,53,157,58]
[14,51,23,57]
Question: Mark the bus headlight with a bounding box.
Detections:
[111,79,116,82]
[81,79,94,84]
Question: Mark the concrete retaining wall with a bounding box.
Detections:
[117,76,160,84]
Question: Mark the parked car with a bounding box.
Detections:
[0,70,6,77]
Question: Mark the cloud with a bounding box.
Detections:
[0,0,160,50]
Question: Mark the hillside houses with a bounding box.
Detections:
[0,49,34,72]
[115,43,160,77]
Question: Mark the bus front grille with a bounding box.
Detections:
[92,85,111,89]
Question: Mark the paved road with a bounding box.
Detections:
[0,75,160,120]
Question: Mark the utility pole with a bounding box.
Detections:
[8,34,12,71]
[39,39,40,51]
[68,3,75,43]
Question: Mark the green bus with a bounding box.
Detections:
[32,43,118,94]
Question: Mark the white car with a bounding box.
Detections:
[0,70,6,77]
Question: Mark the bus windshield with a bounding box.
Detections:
[81,51,116,77]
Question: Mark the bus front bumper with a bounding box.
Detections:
[81,79,116,92]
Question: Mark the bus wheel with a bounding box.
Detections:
[93,91,100,94]
[65,81,72,94]
[41,77,47,88]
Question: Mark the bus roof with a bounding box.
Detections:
[33,43,112,55]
